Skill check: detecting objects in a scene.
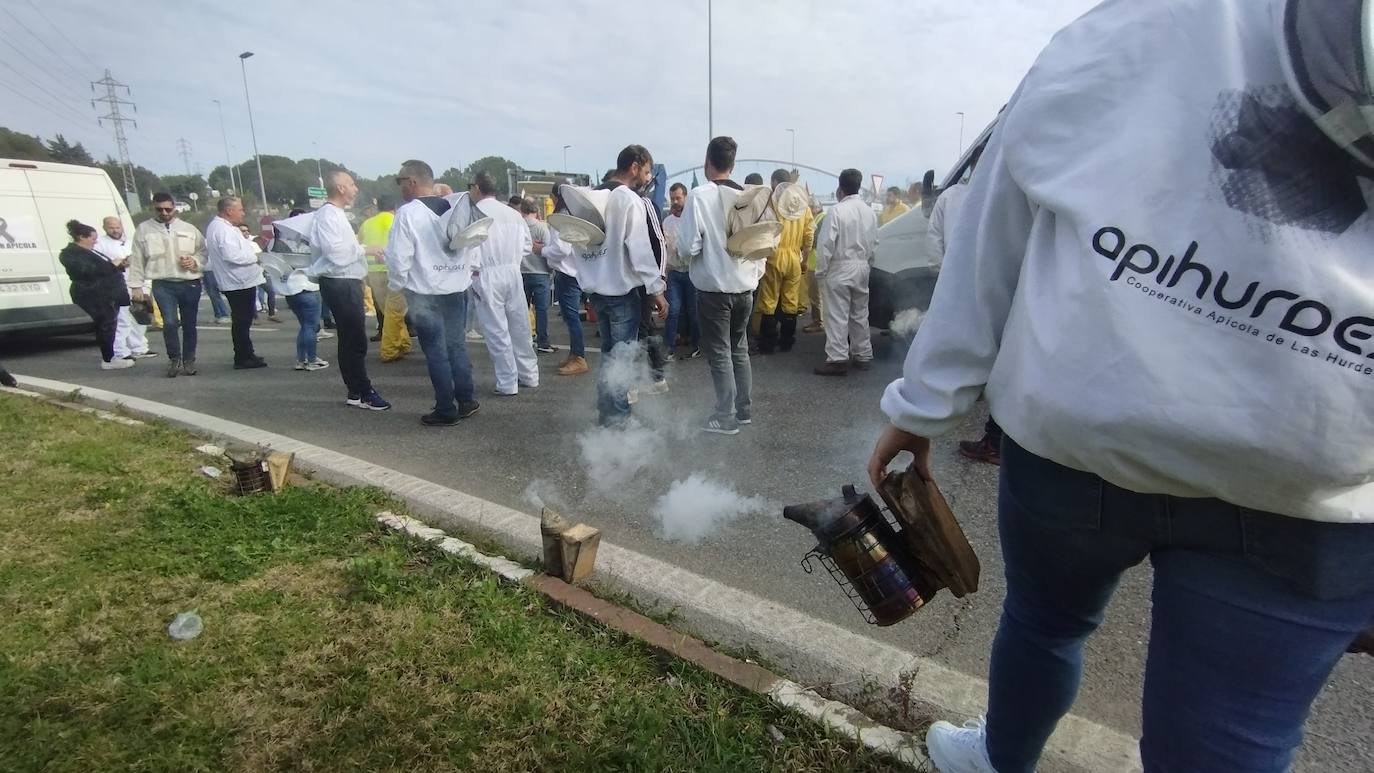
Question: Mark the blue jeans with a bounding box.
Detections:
[406,290,475,417]
[664,270,699,350]
[988,437,1374,773]
[522,273,552,348]
[150,279,202,361]
[589,293,641,427]
[284,290,321,364]
[554,271,585,357]
[202,271,230,319]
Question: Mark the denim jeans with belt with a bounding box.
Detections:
[589,292,641,427]
[406,290,475,418]
[150,278,202,361]
[988,437,1374,773]
[554,271,585,358]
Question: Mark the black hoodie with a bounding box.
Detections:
[59,243,130,310]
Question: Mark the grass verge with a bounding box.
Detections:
[0,393,904,772]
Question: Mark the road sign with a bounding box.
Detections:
[307,186,327,198]
[308,198,326,209]
[188,192,199,201]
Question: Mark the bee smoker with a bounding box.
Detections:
[784,468,981,627]
[783,484,927,626]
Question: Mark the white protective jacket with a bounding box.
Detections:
[386,198,475,295]
[881,0,1374,524]
[680,179,765,294]
[204,216,264,291]
[575,185,664,297]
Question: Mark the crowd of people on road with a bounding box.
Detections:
[51,135,913,439]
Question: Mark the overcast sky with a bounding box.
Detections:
[3,0,1098,188]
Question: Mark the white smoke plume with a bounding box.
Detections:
[601,339,652,399]
[890,308,925,340]
[523,478,570,512]
[651,474,777,544]
[576,424,660,502]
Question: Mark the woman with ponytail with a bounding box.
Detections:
[59,220,133,370]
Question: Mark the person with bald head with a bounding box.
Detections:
[308,169,391,411]
[205,196,267,369]
[95,215,156,361]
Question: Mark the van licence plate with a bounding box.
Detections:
[0,282,46,294]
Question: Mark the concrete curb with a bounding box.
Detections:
[8,375,1143,773]
[373,510,926,768]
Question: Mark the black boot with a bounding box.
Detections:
[758,314,779,354]
[779,314,798,352]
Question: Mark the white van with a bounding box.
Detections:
[0,159,136,334]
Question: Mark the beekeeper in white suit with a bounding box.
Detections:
[467,171,538,396]
[867,1,1374,772]
[813,168,877,376]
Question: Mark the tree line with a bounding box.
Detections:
[0,125,522,214]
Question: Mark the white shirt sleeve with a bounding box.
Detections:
[929,193,950,259]
[815,212,837,277]
[315,206,362,269]
[606,190,664,295]
[879,107,1035,438]
[210,221,258,266]
[385,214,414,291]
[678,190,703,263]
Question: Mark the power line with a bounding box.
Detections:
[0,37,84,97]
[0,5,89,85]
[24,0,100,72]
[0,61,91,124]
[91,69,139,203]
[0,77,90,128]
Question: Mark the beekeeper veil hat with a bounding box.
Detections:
[1280,0,1374,168]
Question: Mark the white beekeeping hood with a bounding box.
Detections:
[1279,0,1374,168]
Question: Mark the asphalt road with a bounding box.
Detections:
[5,302,1371,771]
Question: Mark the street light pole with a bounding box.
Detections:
[238,52,269,213]
[312,141,323,188]
[213,99,236,195]
[786,128,795,166]
[956,111,966,155]
[707,0,713,141]
[562,144,571,172]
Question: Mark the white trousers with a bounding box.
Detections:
[821,262,873,363]
[112,306,149,359]
[474,265,539,392]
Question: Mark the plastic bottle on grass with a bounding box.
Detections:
[168,611,203,640]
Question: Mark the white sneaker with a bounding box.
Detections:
[926,717,996,773]
[294,361,307,371]
[466,330,484,342]
[626,388,639,405]
[317,330,335,340]
[100,358,135,370]
[304,358,330,371]
[644,379,670,395]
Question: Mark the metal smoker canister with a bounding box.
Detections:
[784,484,925,626]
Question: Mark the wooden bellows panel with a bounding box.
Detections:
[877,464,981,598]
